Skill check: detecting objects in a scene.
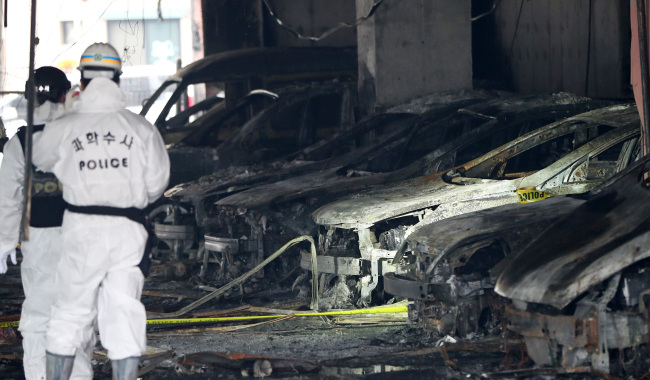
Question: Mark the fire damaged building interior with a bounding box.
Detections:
[4,0,650,379]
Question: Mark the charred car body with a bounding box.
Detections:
[140,46,358,131]
[312,104,641,306]
[156,109,424,264]
[165,80,356,186]
[494,155,650,377]
[138,47,358,187]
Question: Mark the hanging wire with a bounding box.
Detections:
[262,0,385,42]
[50,0,119,63]
[471,0,502,22]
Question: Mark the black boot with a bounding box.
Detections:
[111,357,140,380]
[46,351,75,380]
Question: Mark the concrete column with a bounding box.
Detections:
[356,0,472,115]
[201,0,263,55]
[201,0,264,106]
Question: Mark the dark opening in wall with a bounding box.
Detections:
[471,0,511,91]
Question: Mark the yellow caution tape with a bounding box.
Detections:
[0,305,408,328]
[517,187,554,204]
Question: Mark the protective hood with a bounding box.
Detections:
[76,77,125,113]
[33,101,65,125]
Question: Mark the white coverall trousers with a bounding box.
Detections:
[46,212,147,361]
[20,227,95,380]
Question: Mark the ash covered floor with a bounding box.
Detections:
[0,259,607,380]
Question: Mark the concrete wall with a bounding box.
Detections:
[262,0,357,47]
[201,0,355,54]
[201,0,263,55]
[356,0,473,114]
[494,0,630,98]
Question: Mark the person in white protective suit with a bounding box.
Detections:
[0,66,96,380]
[32,43,170,380]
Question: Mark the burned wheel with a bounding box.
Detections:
[148,201,197,260]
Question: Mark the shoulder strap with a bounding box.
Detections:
[15,124,45,152]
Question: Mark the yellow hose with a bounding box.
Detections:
[0,305,408,328]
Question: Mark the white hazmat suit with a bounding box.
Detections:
[33,77,170,362]
[0,101,95,380]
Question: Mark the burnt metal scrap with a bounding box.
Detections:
[494,155,650,376]
[179,352,320,376]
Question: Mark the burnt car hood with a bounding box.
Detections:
[495,156,650,309]
[401,195,587,274]
[312,173,521,229]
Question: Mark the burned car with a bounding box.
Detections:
[311,104,641,306]
[138,46,358,187]
[165,80,356,186]
[383,196,587,338]
[383,149,649,343]
[494,155,650,377]
[192,94,608,300]
[153,109,423,261]
[159,89,279,146]
[140,46,358,132]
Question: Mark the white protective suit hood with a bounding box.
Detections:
[75,77,125,113]
[33,101,65,125]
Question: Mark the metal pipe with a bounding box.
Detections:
[637,0,650,157]
[21,0,37,241]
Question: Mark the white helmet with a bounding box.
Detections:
[78,43,122,81]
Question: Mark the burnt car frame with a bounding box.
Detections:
[140,46,358,132]
[137,46,358,188]
[164,79,357,187]
[155,109,422,261]
[493,155,650,377]
[311,104,641,305]
[383,195,588,337]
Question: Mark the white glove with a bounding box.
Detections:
[0,249,17,274]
